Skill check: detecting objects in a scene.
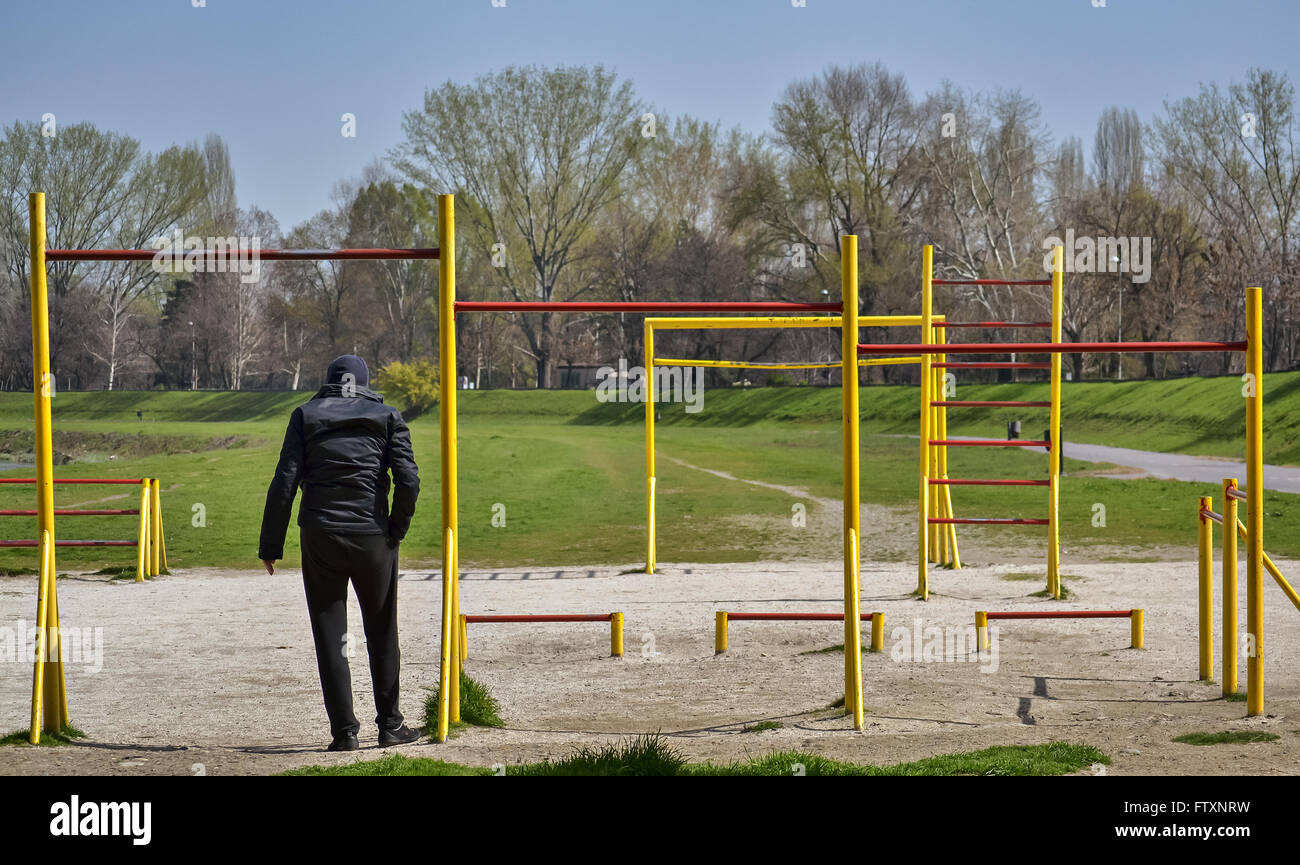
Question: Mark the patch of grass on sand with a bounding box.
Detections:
[0,725,85,747]
[421,671,505,738]
[741,721,784,733]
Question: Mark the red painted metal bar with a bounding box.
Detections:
[931,279,1052,286]
[985,610,1133,620]
[0,539,137,547]
[935,361,1050,369]
[0,478,144,484]
[929,478,1049,486]
[454,301,842,313]
[931,400,1051,408]
[1202,507,1224,525]
[860,340,1247,356]
[929,439,1050,447]
[0,509,139,516]
[1225,487,1247,502]
[726,612,851,621]
[933,321,1052,329]
[45,248,439,262]
[930,518,1049,525]
[462,614,613,623]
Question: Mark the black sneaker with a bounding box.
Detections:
[327,732,359,752]
[378,724,421,747]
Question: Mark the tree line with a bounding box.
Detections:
[1,62,1296,393]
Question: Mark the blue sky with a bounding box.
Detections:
[3,0,1296,229]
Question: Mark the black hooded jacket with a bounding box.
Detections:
[257,383,420,560]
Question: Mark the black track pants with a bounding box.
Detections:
[299,526,404,737]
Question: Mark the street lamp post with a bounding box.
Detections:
[189,321,196,390]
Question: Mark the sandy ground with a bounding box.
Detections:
[2,541,1298,776]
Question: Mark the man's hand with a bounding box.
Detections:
[262,559,276,575]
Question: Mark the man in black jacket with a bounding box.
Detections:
[258,355,421,751]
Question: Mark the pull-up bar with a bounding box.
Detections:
[455,301,841,313]
[44,248,440,262]
[860,340,1247,356]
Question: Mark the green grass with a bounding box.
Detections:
[4,377,1299,572]
[0,724,86,747]
[421,671,505,737]
[1225,691,1248,702]
[284,735,1108,776]
[1172,730,1279,745]
[741,720,784,733]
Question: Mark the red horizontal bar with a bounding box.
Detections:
[934,362,1050,369]
[0,478,144,484]
[0,540,137,547]
[724,612,879,621]
[931,279,1052,286]
[985,610,1133,620]
[46,248,438,262]
[463,614,613,623]
[929,479,1049,486]
[933,321,1052,329]
[930,518,1049,525]
[1225,487,1246,501]
[1202,508,1224,524]
[860,340,1247,356]
[454,301,842,314]
[929,439,1050,447]
[931,400,1052,408]
[0,509,139,516]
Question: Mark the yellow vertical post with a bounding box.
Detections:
[156,480,168,571]
[149,478,162,576]
[136,480,149,581]
[918,245,933,599]
[28,531,53,743]
[1245,286,1263,716]
[611,612,624,657]
[1047,246,1064,599]
[870,612,884,653]
[1197,495,1214,680]
[645,320,656,574]
[28,192,67,738]
[1222,479,1239,697]
[929,361,941,562]
[458,614,467,662]
[436,193,458,742]
[975,611,988,653]
[841,235,864,730]
[1130,609,1144,649]
[715,611,728,654]
[449,559,460,723]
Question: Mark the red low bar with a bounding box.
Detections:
[0,509,139,516]
[929,439,1050,447]
[985,610,1133,620]
[1225,487,1247,501]
[463,614,613,623]
[933,321,1052,329]
[0,540,137,547]
[1202,508,1224,524]
[454,301,842,313]
[934,361,1050,369]
[0,478,144,484]
[726,612,848,621]
[931,279,1052,286]
[46,248,438,262]
[929,518,1049,525]
[929,478,1049,486]
[860,340,1247,356]
[931,400,1051,408]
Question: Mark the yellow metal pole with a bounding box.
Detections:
[1223,479,1239,696]
[918,245,932,599]
[156,480,168,572]
[715,611,728,654]
[449,557,460,723]
[841,235,864,730]
[1245,285,1263,716]
[611,612,624,657]
[975,611,988,653]
[137,481,149,581]
[870,612,884,653]
[1197,495,1214,680]
[28,192,66,734]
[928,369,940,562]
[1130,609,1144,649]
[149,478,162,576]
[645,320,656,574]
[1047,246,1063,599]
[29,530,52,743]
[459,614,467,662]
[436,193,458,742]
